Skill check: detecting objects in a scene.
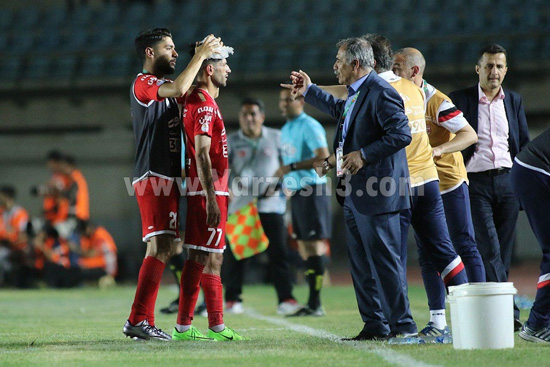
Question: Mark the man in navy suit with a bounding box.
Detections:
[449,44,530,329]
[286,37,416,340]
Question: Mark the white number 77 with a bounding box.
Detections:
[206,228,223,247]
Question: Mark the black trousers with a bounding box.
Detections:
[222,212,294,304]
[469,170,521,319]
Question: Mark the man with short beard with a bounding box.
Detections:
[123,28,220,341]
[172,41,247,341]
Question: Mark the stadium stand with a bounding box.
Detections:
[2,0,548,86]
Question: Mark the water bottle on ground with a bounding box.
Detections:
[387,336,426,345]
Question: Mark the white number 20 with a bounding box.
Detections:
[206,228,222,247]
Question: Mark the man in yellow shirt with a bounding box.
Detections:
[393,47,486,336]
[363,34,467,336]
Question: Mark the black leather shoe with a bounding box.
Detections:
[514,318,523,332]
[342,330,391,341]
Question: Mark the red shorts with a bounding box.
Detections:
[185,194,228,253]
[134,177,180,242]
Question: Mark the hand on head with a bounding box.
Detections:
[195,34,223,59]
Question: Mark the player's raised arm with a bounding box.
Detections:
[158,35,222,98]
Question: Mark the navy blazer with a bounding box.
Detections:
[305,72,412,215]
[449,85,530,165]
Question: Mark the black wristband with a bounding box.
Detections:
[290,162,298,171]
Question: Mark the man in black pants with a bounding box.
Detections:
[222,97,301,315]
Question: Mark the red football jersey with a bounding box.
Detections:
[183,88,229,196]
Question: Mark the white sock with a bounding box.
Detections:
[210,323,225,332]
[429,309,447,329]
[175,324,191,333]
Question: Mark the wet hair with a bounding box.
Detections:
[478,43,507,65]
[188,43,221,72]
[135,28,172,62]
[0,185,16,199]
[361,33,394,72]
[240,97,265,113]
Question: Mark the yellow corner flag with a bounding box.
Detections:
[226,200,269,260]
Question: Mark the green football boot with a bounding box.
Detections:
[172,325,214,341]
[206,327,250,341]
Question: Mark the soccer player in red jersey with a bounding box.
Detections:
[123,28,221,341]
[172,42,247,341]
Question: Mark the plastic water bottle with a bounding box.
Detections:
[423,335,453,344]
[515,295,534,310]
[387,336,426,345]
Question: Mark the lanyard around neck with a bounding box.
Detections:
[338,90,361,145]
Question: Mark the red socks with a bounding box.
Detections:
[177,260,205,325]
[202,273,224,328]
[129,256,165,326]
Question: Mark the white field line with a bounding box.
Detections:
[247,310,444,367]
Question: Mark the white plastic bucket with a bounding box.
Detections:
[447,282,517,349]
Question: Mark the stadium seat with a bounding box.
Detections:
[208,0,230,19]
[10,34,34,55]
[50,56,78,80]
[232,0,255,20]
[93,2,120,28]
[34,30,62,53]
[309,0,332,15]
[514,39,538,61]
[59,31,88,52]
[16,8,42,29]
[80,55,105,78]
[88,29,116,51]
[105,54,132,77]
[124,2,149,24]
[0,8,12,31]
[270,48,294,71]
[2,58,21,83]
[297,47,321,71]
[0,33,7,50]
[67,6,93,27]
[42,6,67,29]
[431,43,456,65]
[244,49,268,72]
[225,22,249,42]
[26,57,52,80]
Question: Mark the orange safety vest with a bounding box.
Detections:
[0,205,29,251]
[70,169,90,221]
[79,227,117,275]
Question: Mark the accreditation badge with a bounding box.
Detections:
[336,146,344,177]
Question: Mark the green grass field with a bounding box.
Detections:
[1,284,548,367]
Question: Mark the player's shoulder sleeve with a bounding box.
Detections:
[192,91,216,137]
[304,117,328,151]
[132,74,169,106]
[434,90,468,133]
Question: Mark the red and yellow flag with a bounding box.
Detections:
[226,200,269,260]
